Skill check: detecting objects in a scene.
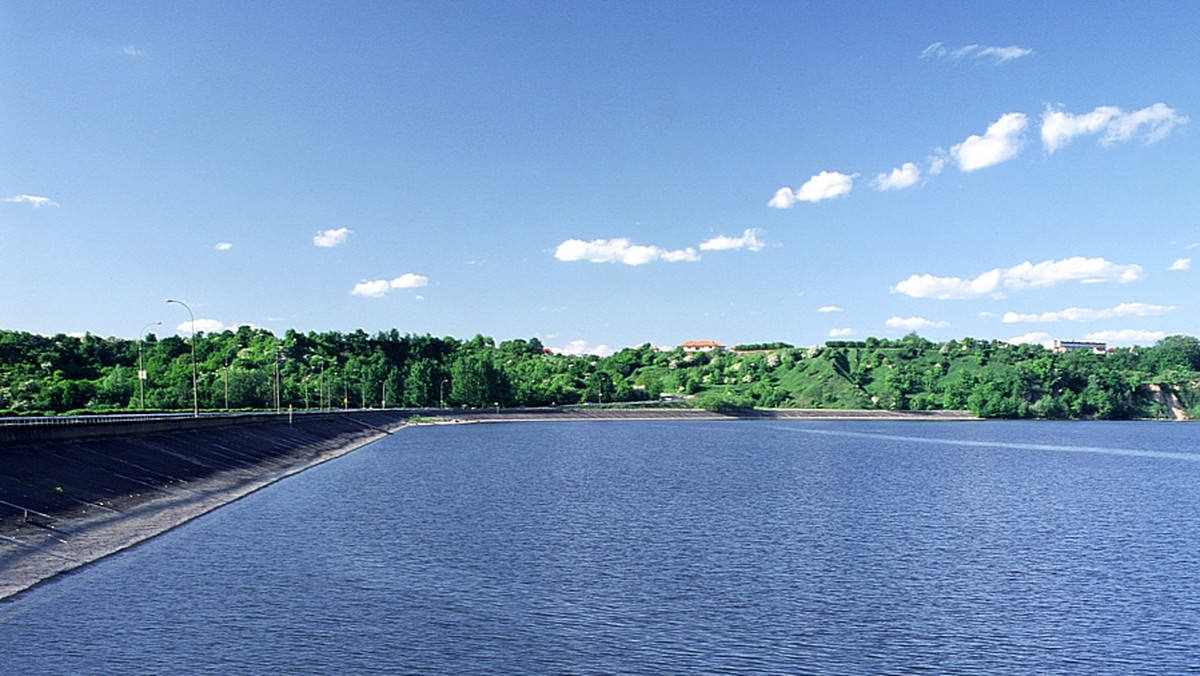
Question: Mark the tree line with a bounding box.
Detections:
[1,328,1198,419]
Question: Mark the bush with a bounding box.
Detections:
[692,389,754,412]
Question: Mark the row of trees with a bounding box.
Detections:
[1,328,1198,419]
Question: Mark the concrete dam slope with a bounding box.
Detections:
[0,411,411,601]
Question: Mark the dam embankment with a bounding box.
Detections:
[0,410,413,600]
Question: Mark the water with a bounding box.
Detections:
[3,420,1200,674]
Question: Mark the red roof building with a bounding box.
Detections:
[679,340,726,352]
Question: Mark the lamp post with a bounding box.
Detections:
[274,346,282,413]
[137,321,161,411]
[318,358,326,410]
[165,299,199,417]
[440,378,449,409]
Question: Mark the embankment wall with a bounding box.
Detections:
[0,410,414,600]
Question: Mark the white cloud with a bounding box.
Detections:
[352,273,429,297]
[927,152,948,176]
[1002,302,1175,323]
[886,316,949,331]
[893,256,1144,300]
[215,242,232,251]
[122,45,144,57]
[873,162,920,190]
[768,187,798,209]
[828,327,855,337]
[1006,332,1054,347]
[1084,329,1165,345]
[1169,258,1190,271]
[1041,106,1119,153]
[817,305,843,313]
[390,273,428,288]
[1041,103,1188,153]
[1105,103,1189,145]
[554,340,615,357]
[351,280,391,298]
[950,113,1028,171]
[950,45,979,59]
[700,229,765,252]
[660,248,702,263]
[1005,257,1144,288]
[175,318,229,334]
[796,171,855,202]
[976,45,1034,63]
[920,42,1033,64]
[891,269,1006,300]
[554,238,699,265]
[769,171,855,207]
[314,227,352,247]
[4,194,59,208]
[919,42,948,59]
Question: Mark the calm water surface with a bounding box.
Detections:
[3,420,1200,674]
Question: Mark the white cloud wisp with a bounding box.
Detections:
[352,273,429,298]
[769,171,855,207]
[1041,103,1188,153]
[175,318,232,334]
[4,194,59,208]
[886,316,949,331]
[873,162,920,190]
[314,227,352,248]
[1002,302,1175,324]
[1006,332,1054,346]
[893,256,1145,300]
[699,229,765,252]
[1083,329,1165,346]
[555,238,700,265]
[950,113,1028,172]
[553,340,615,357]
[920,42,1033,64]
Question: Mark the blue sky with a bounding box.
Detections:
[2,2,1197,355]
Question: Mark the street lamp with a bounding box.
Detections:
[138,321,161,411]
[274,345,282,413]
[440,377,449,409]
[166,299,199,417]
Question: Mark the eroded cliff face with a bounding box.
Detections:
[1145,384,1189,420]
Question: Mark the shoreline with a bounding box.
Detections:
[1,409,973,602]
[449,407,980,422]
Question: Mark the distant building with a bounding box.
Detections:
[679,340,726,353]
[1053,340,1107,354]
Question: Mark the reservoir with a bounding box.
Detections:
[3,420,1200,674]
